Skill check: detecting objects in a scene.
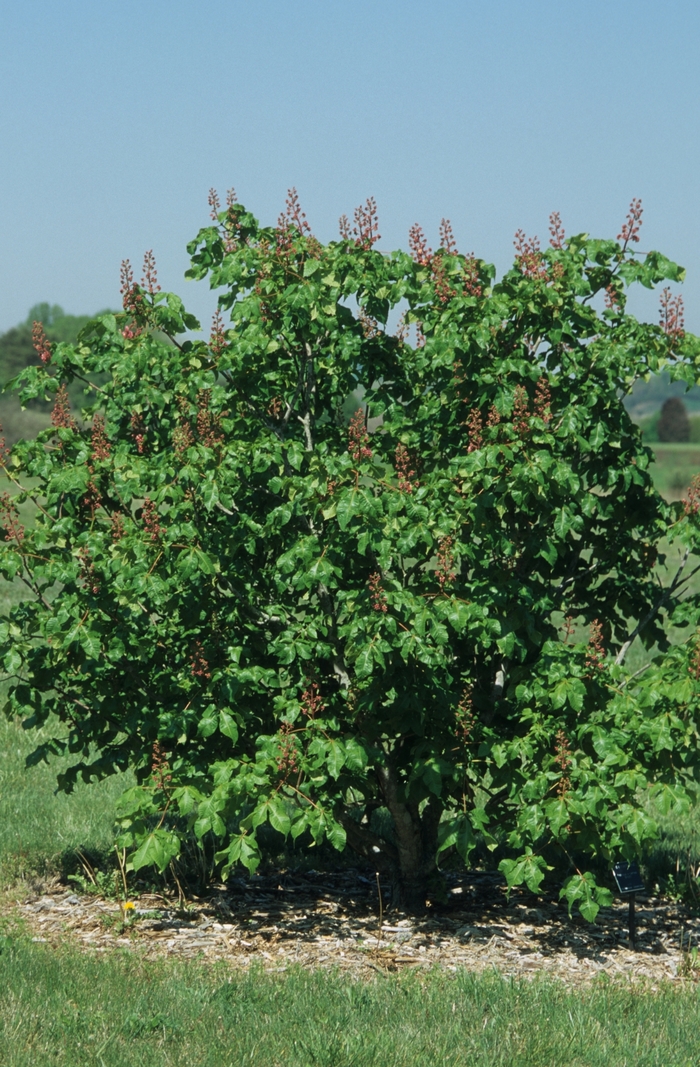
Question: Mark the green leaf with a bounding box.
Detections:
[327,820,347,851]
[219,709,239,743]
[198,707,218,738]
[303,258,321,278]
[130,829,180,874]
[268,796,292,835]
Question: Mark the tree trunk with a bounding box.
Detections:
[377,760,441,913]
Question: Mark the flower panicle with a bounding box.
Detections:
[32,321,52,364]
[618,197,643,249]
[348,408,372,463]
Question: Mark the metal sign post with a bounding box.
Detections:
[612,861,645,950]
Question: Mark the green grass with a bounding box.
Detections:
[649,442,700,499]
[0,712,132,886]
[2,936,700,1067]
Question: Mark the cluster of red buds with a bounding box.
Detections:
[130,412,146,454]
[512,385,530,437]
[358,308,380,339]
[300,681,324,719]
[151,741,172,791]
[91,414,111,462]
[110,511,125,542]
[487,403,501,429]
[548,211,566,250]
[276,721,299,777]
[659,288,685,342]
[196,389,224,448]
[142,497,163,542]
[338,214,351,241]
[209,309,229,361]
[368,571,388,612]
[0,423,9,468]
[119,259,145,340]
[326,479,337,497]
[395,443,418,493]
[436,536,456,591]
[208,187,221,221]
[284,187,311,235]
[561,615,576,643]
[466,407,484,452]
[439,218,457,254]
[394,313,408,343]
[534,377,552,424]
[208,186,241,252]
[51,385,76,431]
[190,640,211,680]
[31,320,52,364]
[353,197,380,250]
[81,479,101,519]
[431,255,457,304]
[408,223,432,266]
[173,396,194,456]
[554,730,572,798]
[141,249,160,295]
[585,619,605,675]
[415,321,426,349]
[275,188,312,256]
[618,198,643,249]
[268,396,284,419]
[348,408,372,463]
[462,255,483,298]
[275,216,294,260]
[78,545,100,595]
[689,631,700,681]
[173,418,194,456]
[514,230,548,279]
[683,474,700,517]
[454,686,475,742]
[604,283,621,310]
[0,491,24,543]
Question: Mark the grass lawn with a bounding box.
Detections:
[649,443,700,500]
[1,935,700,1067]
[0,712,132,886]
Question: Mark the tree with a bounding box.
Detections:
[657,396,691,443]
[2,193,700,917]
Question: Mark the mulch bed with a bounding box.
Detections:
[8,867,700,986]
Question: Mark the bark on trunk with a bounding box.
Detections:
[377,760,441,912]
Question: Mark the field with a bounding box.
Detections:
[4,939,700,1066]
[2,447,700,1064]
[647,443,700,501]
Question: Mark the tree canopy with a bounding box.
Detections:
[2,193,700,915]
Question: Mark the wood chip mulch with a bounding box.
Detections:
[7,868,700,987]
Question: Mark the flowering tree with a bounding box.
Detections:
[3,189,700,915]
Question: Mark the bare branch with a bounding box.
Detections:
[297,411,313,451]
[492,658,509,702]
[215,500,238,516]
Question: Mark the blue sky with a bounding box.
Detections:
[1,0,698,334]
